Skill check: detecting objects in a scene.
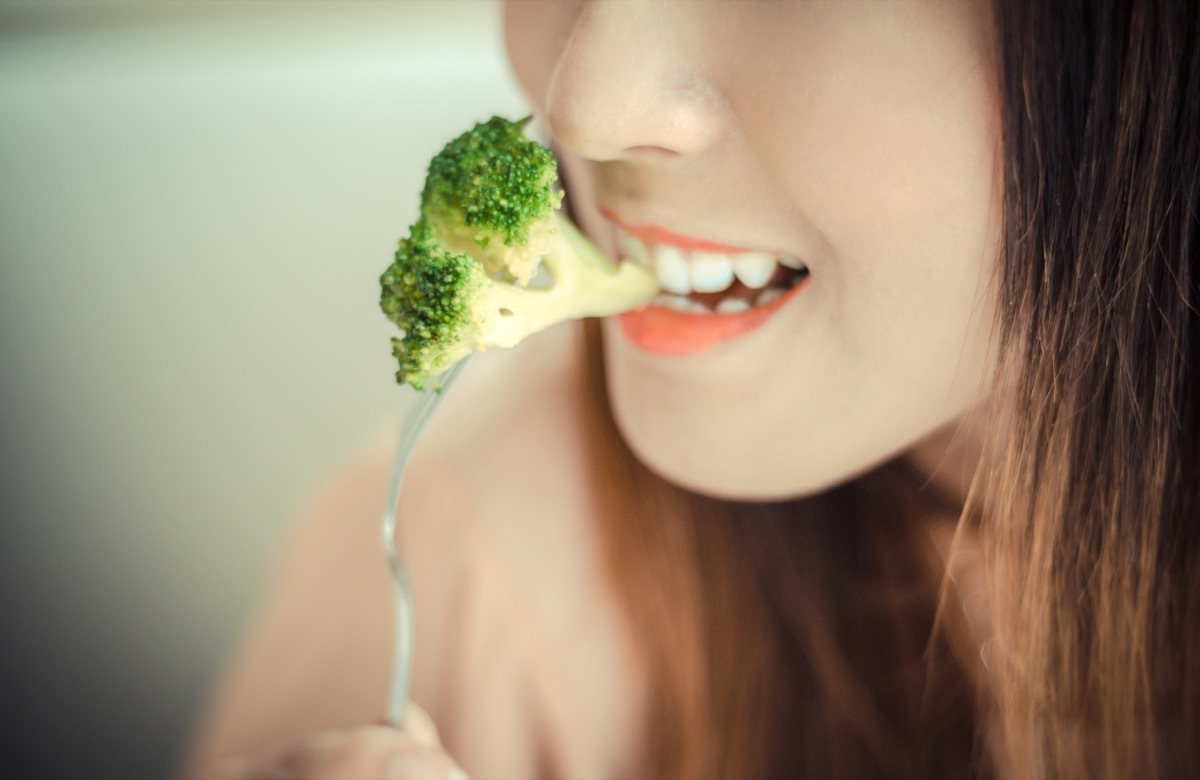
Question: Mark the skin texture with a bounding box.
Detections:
[188,4,1006,777]
[184,329,643,780]
[505,0,1003,500]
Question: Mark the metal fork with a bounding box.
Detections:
[380,357,470,728]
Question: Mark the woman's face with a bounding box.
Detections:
[505,1,1001,500]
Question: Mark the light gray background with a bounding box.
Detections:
[0,3,526,777]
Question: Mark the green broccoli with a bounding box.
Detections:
[380,116,659,390]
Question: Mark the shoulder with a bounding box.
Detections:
[369,324,644,777]
[405,320,594,529]
[394,322,599,625]
[186,324,641,779]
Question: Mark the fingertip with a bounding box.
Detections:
[399,701,442,747]
[383,750,468,780]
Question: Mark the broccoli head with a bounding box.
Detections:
[380,116,659,390]
[421,115,560,285]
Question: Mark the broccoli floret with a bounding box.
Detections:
[421,116,560,285]
[380,116,659,390]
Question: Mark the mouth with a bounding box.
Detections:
[607,215,811,356]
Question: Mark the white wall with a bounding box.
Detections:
[0,3,526,776]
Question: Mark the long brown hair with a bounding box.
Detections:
[579,0,1199,777]
[581,318,987,778]
[983,0,1200,777]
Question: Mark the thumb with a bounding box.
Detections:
[217,725,466,780]
[399,701,442,748]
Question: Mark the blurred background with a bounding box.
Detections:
[0,2,525,777]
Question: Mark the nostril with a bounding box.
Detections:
[546,87,728,162]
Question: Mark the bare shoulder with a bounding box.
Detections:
[186,324,638,778]
[398,324,640,776]
[411,319,594,515]
[394,322,599,610]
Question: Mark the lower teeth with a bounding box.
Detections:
[754,287,784,307]
[652,294,708,313]
[652,284,790,314]
[715,298,751,314]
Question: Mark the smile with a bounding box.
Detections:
[609,221,811,356]
[617,227,809,314]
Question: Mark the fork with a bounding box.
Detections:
[380,357,470,728]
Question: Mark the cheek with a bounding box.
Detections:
[739,32,1003,373]
[731,2,1001,263]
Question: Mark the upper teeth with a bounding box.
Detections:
[618,229,805,296]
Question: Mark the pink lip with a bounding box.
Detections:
[598,206,751,253]
[598,206,810,357]
[617,279,809,357]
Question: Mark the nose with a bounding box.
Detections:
[543,2,728,162]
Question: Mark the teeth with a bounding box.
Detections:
[616,226,805,298]
[715,298,751,314]
[651,284,796,315]
[653,245,691,295]
[732,251,776,289]
[689,251,735,293]
[653,293,708,313]
[754,287,785,307]
[652,293,687,311]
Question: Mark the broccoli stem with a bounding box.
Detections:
[481,216,659,347]
[543,213,658,293]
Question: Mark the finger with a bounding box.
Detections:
[219,726,467,780]
[400,701,442,747]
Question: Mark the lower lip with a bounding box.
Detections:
[616,278,810,357]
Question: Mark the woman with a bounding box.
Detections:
[186,1,1200,778]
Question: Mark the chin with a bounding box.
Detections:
[608,398,886,504]
[597,318,984,507]
[598,327,898,504]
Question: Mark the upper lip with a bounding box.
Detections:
[598,206,757,254]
